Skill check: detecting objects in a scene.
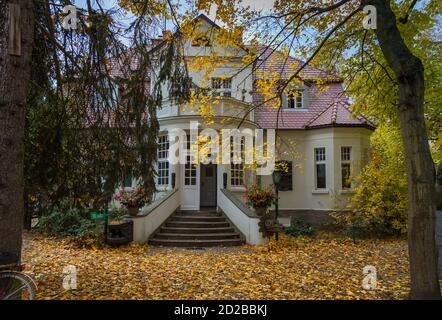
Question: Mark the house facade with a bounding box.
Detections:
[120,15,375,245]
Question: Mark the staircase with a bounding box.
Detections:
[149,209,245,247]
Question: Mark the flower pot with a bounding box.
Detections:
[254,207,268,217]
[127,207,139,216]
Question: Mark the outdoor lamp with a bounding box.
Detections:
[272,170,282,186]
[171,173,176,189]
[272,170,281,240]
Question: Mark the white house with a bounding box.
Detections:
[117,14,375,246]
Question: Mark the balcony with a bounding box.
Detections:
[157,96,255,123]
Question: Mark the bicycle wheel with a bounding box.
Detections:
[0,271,37,300]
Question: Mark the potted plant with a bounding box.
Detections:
[245,184,275,216]
[113,186,150,216]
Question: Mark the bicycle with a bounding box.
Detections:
[0,264,37,300]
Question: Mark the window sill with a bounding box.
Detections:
[284,108,308,112]
[229,186,246,192]
[339,189,355,194]
[311,189,329,194]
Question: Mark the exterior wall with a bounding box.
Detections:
[157,117,259,211]
[129,189,180,243]
[149,16,375,215]
[154,116,372,212]
[260,127,372,210]
[218,189,267,245]
[152,18,254,122]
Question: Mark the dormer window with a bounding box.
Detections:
[288,90,303,109]
[192,36,211,47]
[211,77,232,97]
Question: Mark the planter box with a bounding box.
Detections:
[106,220,133,246]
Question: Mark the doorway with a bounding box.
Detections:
[200,164,217,207]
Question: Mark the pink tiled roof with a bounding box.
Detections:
[108,47,152,82]
[306,100,375,129]
[251,46,342,82]
[252,46,375,130]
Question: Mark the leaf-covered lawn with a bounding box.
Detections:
[22,231,412,300]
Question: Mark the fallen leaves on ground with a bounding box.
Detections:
[21,231,413,300]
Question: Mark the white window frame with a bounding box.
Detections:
[212,77,232,97]
[314,147,327,190]
[230,137,245,187]
[157,135,169,186]
[341,146,352,190]
[287,90,303,109]
[184,135,197,186]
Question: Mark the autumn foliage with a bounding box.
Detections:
[344,124,408,235]
[22,232,413,300]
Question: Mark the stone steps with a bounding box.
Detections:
[149,238,244,247]
[154,232,240,240]
[149,210,244,247]
[160,226,236,234]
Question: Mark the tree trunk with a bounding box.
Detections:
[366,0,440,299]
[0,0,34,266]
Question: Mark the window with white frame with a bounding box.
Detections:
[157,135,169,186]
[212,77,232,97]
[314,147,326,189]
[185,135,197,186]
[341,146,352,189]
[287,90,303,109]
[230,137,244,187]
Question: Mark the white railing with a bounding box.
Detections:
[218,189,267,245]
[127,188,180,243]
[157,97,254,122]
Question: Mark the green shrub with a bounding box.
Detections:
[38,201,95,237]
[285,220,315,237]
[109,206,127,221]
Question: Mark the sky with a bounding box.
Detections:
[72,0,276,23]
[69,0,277,45]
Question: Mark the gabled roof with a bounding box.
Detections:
[150,13,249,54]
[250,45,342,82]
[195,13,221,29]
[251,45,375,130]
[254,82,375,130]
[305,100,375,130]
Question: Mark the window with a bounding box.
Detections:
[341,147,352,189]
[185,135,197,186]
[287,90,303,109]
[212,77,232,97]
[276,160,293,191]
[157,135,169,186]
[191,36,211,47]
[122,169,132,188]
[314,147,326,189]
[230,137,244,187]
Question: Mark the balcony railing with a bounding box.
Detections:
[157,96,254,122]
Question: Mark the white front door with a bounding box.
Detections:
[180,156,200,210]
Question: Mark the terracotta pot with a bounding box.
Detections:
[254,207,268,217]
[127,207,139,216]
